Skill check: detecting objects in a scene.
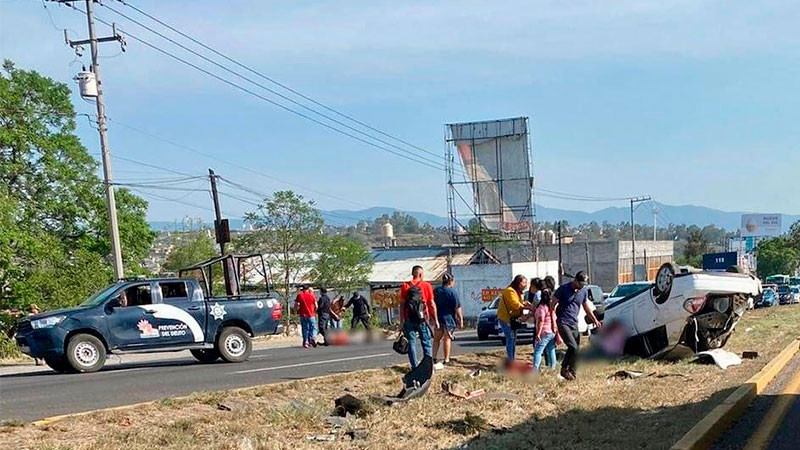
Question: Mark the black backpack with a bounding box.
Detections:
[405,284,425,323]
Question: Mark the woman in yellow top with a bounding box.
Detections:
[498,275,529,365]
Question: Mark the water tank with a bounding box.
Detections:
[76,71,98,98]
[381,222,394,239]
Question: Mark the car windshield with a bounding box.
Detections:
[79,284,119,307]
[609,283,651,298]
[778,286,790,293]
[489,298,499,309]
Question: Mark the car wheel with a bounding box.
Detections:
[44,356,74,373]
[65,334,106,373]
[190,349,220,363]
[477,331,488,341]
[653,263,679,303]
[217,326,252,363]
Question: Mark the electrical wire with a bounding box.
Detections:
[83,4,447,173]
[115,0,448,165]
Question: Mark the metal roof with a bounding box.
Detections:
[368,247,473,285]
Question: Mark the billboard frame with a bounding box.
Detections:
[445,117,535,246]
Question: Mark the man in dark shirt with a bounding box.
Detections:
[553,271,602,380]
[345,292,371,330]
[317,288,332,346]
[433,273,463,365]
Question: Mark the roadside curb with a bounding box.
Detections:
[31,365,391,427]
[670,338,800,450]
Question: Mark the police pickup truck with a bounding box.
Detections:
[15,254,283,373]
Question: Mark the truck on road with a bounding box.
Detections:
[15,254,282,373]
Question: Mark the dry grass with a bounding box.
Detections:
[2,305,800,450]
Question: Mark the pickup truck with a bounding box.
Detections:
[15,254,283,373]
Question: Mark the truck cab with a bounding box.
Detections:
[16,254,282,373]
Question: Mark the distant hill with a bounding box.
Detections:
[150,203,800,233]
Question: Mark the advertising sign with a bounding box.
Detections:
[740,214,782,237]
[702,251,739,272]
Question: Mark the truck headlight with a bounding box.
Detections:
[31,316,66,329]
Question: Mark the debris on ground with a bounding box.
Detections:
[607,370,649,380]
[434,361,445,370]
[334,394,365,417]
[345,428,368,440]
[696,349,743,370]
[216,403,232,411]
[443,382,486,400]
[324,416,350,427]
[469,369,482,378]
[742,351,759,359]
[306,434,336,442]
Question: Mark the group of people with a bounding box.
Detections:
[498,271,602,380]
[293,287,372,348]
[294,267,601,381]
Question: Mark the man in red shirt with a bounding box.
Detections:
[294,285,318,348]
[399,266,438,369]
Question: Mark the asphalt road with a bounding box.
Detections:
[712,352,800,450]
[0,330,503,422]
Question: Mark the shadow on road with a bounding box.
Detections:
[0,358,203,378]
[446,387,738,449]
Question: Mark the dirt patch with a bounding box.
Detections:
[2,305,799,450]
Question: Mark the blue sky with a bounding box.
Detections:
[2,0,799,222]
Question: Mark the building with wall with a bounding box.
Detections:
[536,240,674,291]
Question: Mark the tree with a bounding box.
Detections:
[680,228,709,267]
[239,191,323,327]
[756,237,800,279]
[162,232,217,274]
[0,61,154,352]
[310,235,373,293]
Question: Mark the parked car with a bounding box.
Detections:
[789,287,800,304]
[15,254,282,373]
[476,298,500,341]
[755,288,778,308]
[598,263,762,358]
[777,285,794,305]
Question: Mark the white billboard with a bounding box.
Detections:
[740,214,782,237]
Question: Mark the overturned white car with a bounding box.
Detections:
[598,263,762,359]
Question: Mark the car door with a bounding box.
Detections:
[105,283,159,349]
[151,280,207,346]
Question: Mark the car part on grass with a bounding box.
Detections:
[742,351,759,359]
[695,349,742,369]
[607,369,649,380]
[334,394,365,417]
[443,381,486,400]
[376,356,434,405]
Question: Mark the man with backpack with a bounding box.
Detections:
[399,265,438,369]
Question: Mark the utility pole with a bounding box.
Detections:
[557,221,563,281]
[208,169,226,256]
[630,196,651,281]
[652,205,660,242]
[60,0,126,279]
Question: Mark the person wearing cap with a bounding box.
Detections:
[553,271,602,380]
[433,273,463,366]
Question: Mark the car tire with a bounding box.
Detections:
[65,334,106,373]
[217,326,252,363]
[190,349,220,363]
[45,356,74,374]
[477,331,488,341]
[653,262,679,304]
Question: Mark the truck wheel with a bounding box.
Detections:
[45,357,74,373]
[217,327,252,363]
[190,349,220,363]
[653,263,679,304]
[66,334,106,373]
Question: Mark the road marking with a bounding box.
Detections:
[744,363,800,450]
[231,352,393,374]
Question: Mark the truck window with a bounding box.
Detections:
[160,281,188,301]
[121,284,152,307]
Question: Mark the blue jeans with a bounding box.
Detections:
[533,332,557,370]
[403,321,432,369]
[300,317,317,345]
[498,320,516,362]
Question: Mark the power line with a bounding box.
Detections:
[115,0,448,165]
[81,4,447,172]
[108,118,370,209]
